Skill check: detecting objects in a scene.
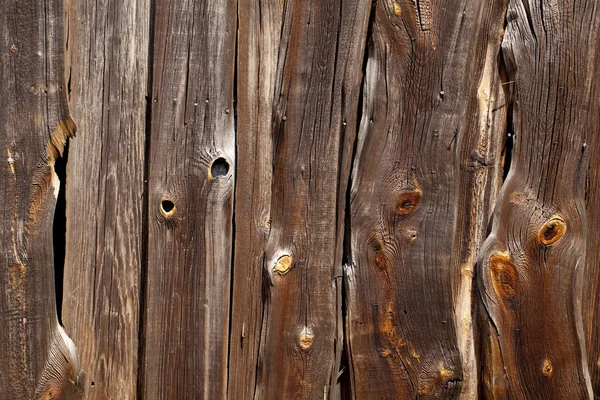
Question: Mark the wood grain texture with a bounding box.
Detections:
[61,0,149,398]
[0,0,83,398]
[227,0,281,397]
[478,0,600,397]
[229,0,371,398]
[346,0,507,398]
[141,0,237,398]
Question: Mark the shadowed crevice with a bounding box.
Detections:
[53,142,69,326]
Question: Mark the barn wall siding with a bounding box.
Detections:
[2,0,600,399]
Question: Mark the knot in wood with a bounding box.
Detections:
[489,251,518,301]
[395,190,422,215]
[299,328,313,351]
[538,215,566,246]
[542,358,553,377]
[273,255,292,275]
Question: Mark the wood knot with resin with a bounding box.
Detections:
[489,251,518,301]
[299,327,313,351]
[273,255,293,275]
[538,215,566,246]
[395,189,422,215]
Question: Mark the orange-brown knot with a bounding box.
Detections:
[489,251,518,300]
[160,199,176,217]
[538,215,566,246]
[299,328,313,351]
[542,358,553,377]
[273,255,292,275]
[395,190,422,215]
[374,252,388,270]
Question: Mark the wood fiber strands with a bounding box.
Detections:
[62,0,150,398]
[0,0,83,398]
[141,0,236,398]
[478,0,600,398]
[346,0,507,398]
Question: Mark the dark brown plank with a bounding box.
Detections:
[141,0,237,398]
[585,97,600,395]
[61,0,149,398]
[228,0,371,397]
[478,0,600,397]
[0,0,84,398]
[346,0,507,397]
[227,0,281,397]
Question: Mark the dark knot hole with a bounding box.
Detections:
[161,199,175,214]
[211,157,230,178]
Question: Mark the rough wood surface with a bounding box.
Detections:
[229,0,370,398]
[0,0,83,398]
[140,0,237,398]
[227,0,281,397]
[61,0,149,398]
[478,0,600,397]
[346,0,507,398]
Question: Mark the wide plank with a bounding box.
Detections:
[346,0,507,397]
[140,0,237,398]
[61,0,150,398]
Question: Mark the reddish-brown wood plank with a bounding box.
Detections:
[479,0,600,397]
[346,0,507,397]
[228,0,371,398]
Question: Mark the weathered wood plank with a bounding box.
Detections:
[346,0,507,397]
[228,0,371,397]
[141,0,236,398]
[61,0,149,398]
[227,0,281,397]
[478,0,600,397]
[0,0,84,398]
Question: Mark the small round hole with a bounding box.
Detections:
[211,157,230,178]
[91,381,95,387]
[161,200,175,214]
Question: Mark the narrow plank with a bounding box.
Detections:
[478,0,600,397]
[241,0,371,398]
[227,0,281,397]
[141,0,237,397]
[61,0,150,398]
[585,78,600,395]
[0,0,84,398]
[346,0,507,397]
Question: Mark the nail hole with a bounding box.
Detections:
[210,157,229,178]
[161,200,175,215]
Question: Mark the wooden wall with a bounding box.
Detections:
[2,0,600,398]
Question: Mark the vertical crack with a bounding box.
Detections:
[53,142,69,326]
[137,0,156,397]
[339,3,375,398]
[225,5,239,397]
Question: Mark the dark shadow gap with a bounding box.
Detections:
[339,3,376,398]
[137,0,156,397]
[53,142,69,326]
[225,7,239,397]
[497,44,514,182]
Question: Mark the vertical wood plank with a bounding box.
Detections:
[141,0,237,398]
[235,0,371,398]
[479,0,600,397]
[0,0,84,398]
[346,0,507,397]
[61,0,149,398]
[227,0,281,397]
